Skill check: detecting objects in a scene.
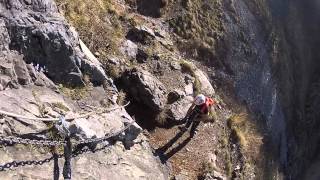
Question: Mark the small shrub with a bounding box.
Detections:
[180,60,201,95]
[233,127,247,147]
[228,113,250,148]
[58,84,92,100]
[155,109,168,126]
[198,161,218,180]
[180,60,195,74]
[208,109,218,122]
[229,113,248,126]
[116,90,127,105]
[228,113,249,148]
[225,158,232,178]
[52,102,70,112]
[106,64,121,79]
[193,78,201,95]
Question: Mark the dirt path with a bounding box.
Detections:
[148,117,228,179]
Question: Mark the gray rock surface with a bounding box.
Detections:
[0,86,169,180]
[194,69,215,96]
[122,68,167,112]
[0,1,169,179]
[136,0,167,18]
[203,171,227,180]
[0,0,109,87]
[167,89,185,104]
[136,49,149,63]
[184,83,194,96]
[167,96,193,121]
[126,25,156,45]
[120,40,138,59]
[170,61,181,70]
[78,39,110,85]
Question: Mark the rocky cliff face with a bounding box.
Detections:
[218,0,320,179]
[266,0,320,179]
[0,0,169,179]
[1,0,319,179]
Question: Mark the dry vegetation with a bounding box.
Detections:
[198,161,218,180]
[55,0,125,60]
[51,102,70,112]
[58,83,93,100]
[227,111,265,178]
[168,0,224,63]
[179,60,201,95]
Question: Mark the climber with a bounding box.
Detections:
[180,94,216,137]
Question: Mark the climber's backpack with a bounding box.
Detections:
[199,97,215,114]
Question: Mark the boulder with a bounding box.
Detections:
[184,74,195,84]
[181,62,215,95]
[122,68,167,112]
[136,49,149,63]
[69,107,141,143]
[13,58,32,85]
[0,86,169,180]
[27,65,57,89]
[194,69,215,95]
[120,40,138,59]
[168,89,185,104]
[126,25,156,45]
[108,56,121,66]
[206,153,218,168]
[0,0,111,87]
[0,59,18,90]
[0,87,56,136]
[4,14,84,85]
[167,96,193,121]
[203,170,227,180]
[184,83,194,96]
[78,39,109,85]
[170,61,181,70]
[136,0,167,18]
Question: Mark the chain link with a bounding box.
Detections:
[0,136,66,146]
[0,120,135,173]
[0,121,135,147]
[0,154,63,171]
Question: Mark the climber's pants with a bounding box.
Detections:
[189,121,200,137]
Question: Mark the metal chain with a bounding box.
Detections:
[0,154,63,171]
[75,121,136,145]
[0,136,66,146]
[0,115,135,180]
[0,121,135,172]
[0,120,135,147]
